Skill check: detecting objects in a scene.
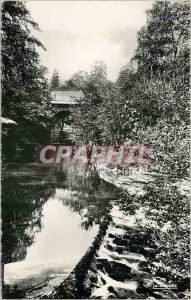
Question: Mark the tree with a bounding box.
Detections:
[61,71,89,91]
[1,1,54,161]
[50,70,60,91]
[133,0,190,79]
[117,0,190,176]
[71,61,110,143]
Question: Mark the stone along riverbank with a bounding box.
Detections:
[83,166,189,299]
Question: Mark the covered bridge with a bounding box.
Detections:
[50,91,83,142]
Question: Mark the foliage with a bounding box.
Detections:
[134,0,190,78]
[2,1,54,161]
[50,70,60,91]
[71,0,190,178]
[70,5,190,288]
[71,61,112,143]
[61,71,89,91]
[140,180,189,282]
[118,178,190,283]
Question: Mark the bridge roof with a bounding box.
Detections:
[1,117,17,125]
[50,91,83,105]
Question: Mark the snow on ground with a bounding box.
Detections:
[173,178,190,196]
[89,203,149,298]
[91,271,138,299]
[111,204,158,230]
[89,165,188,299]
[96,164,154,196]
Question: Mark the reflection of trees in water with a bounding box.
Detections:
[59,165,119,230]
[2,176,55,265]
[2,165,118,265]
[66,165,118,200]
[62,198,111,230]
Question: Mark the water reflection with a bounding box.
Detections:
[4,198,98,290]
[2,164,118,296]
[63,165,118,229]
[2,175,55,266]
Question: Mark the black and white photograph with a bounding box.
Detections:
[1,0,190,299]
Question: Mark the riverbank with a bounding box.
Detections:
[96,164,190,196]
[83,164,190,299]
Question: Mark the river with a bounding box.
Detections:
[2,164,119,298]
[2,164,189,299]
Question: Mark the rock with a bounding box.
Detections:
[96,258,108,272]
[85,270,97,285]
[108,233,116,239]
[109,287,146,299]
[114,246,124,254]
[105,242,115,252]
[105,243,124,254]
[129,233,150,245]
[109,261,133,281]
[143,247,156,258]
[129,244,145,254]
[139,261,152,273]
[132,269,153,281]
[97,259,132,281]
[113,236,130,247]
[177,277,190,292]
[115,224,134,231]
[152,290,178,299]
[142,279,154,289]
[122,233,131,240]
[139,261,149,269]
[124,257,145,265]
[108,286,116,293]
[130,244,156,258]
[107,294,116,299]
[177,291,190,298]
[137,281,151,295]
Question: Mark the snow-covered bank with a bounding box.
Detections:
[96,164,190,196]
[96,164,155,196]
[82,164,190,299]
[84,203,181,299]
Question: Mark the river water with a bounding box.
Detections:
[2,164,119,297]
[2,164,189,299]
